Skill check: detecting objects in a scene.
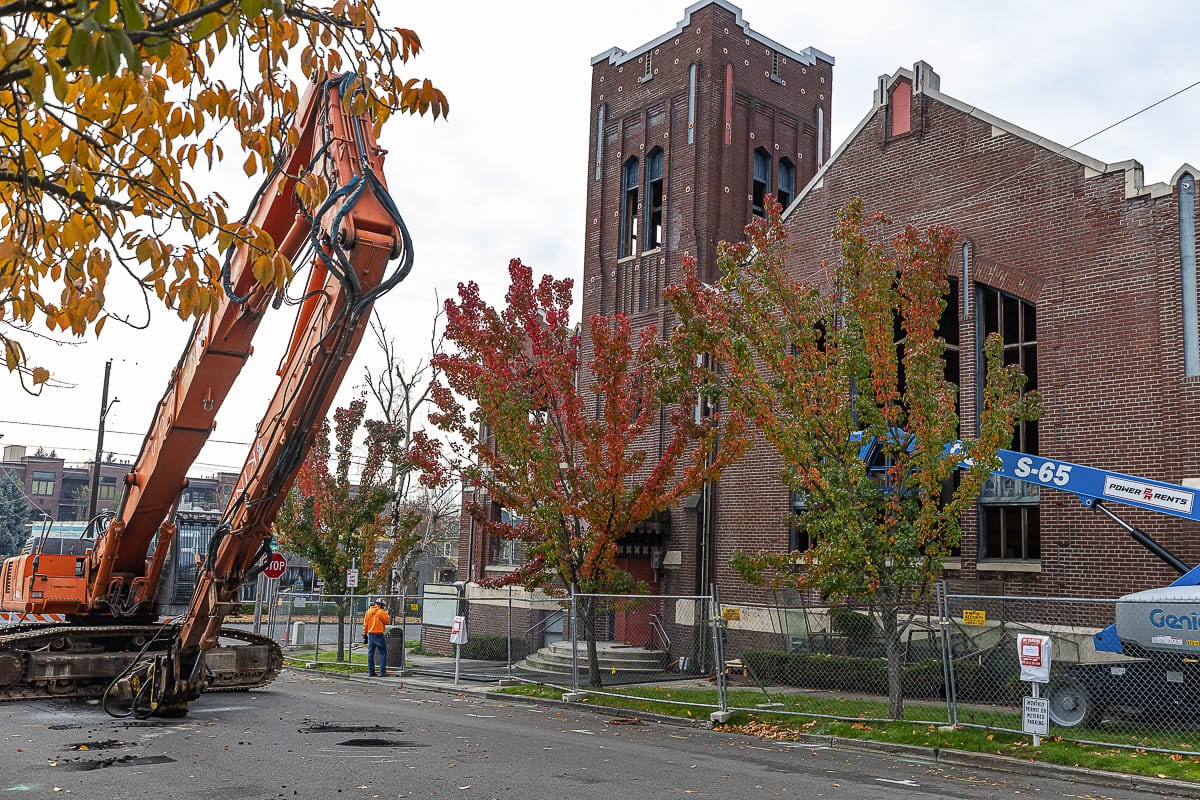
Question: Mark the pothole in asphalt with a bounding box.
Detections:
[57,755,175,771]
[302,724,401,734]
[66,740,133,751]
[47,724,82,731]
[336,738,424,748]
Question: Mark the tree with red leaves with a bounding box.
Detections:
[275,398,399,661]
[666,199,1041,718]
[416,259,745,687]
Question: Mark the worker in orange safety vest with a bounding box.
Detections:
[363,598,391,677]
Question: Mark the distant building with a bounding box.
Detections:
[1,443,237,525]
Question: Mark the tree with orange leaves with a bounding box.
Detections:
[0,1,448,389]
[415,259,745,687]
[666,199,1041,718]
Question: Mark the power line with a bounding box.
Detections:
[937,76,1200,218]
[0,418,252,447]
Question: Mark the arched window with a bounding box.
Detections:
[816,106,825,165]
[777,158,796,209]
[645,148,664,250]
[752,147,771,218]
[978,285,1039,561]
[620,157,639,258]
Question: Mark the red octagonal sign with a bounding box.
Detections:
[263,552,288,580]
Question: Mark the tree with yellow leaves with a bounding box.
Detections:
[0,1,447,389]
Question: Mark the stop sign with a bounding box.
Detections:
[263,552,287,580]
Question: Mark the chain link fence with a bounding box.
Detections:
[245,581,1198,754]
[562,593,716,695]
[404,590,716,696]
[241,589,418,667]
[717,595,953,725]
[943,592,1200,754]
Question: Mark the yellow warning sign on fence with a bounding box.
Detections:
[721,607,741,622]
[962,609,986,626]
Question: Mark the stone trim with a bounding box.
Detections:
[590,0,834,69]
[788,62,1193,214]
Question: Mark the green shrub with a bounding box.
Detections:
[743,650,788,683]
[459,634,527,661]
[740,651,954,699]
[830,608,876,641]
[900,659,946,699]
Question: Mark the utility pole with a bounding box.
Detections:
[87,360,118,521]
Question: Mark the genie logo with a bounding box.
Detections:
[1149,608,1200,630]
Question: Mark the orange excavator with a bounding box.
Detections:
[0,73,412,716]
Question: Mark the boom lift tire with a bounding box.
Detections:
[1046,675,1103,728]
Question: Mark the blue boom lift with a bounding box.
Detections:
[856,435,1200,727]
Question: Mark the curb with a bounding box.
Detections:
[932,748,1200,798]
[482,685,1200,798]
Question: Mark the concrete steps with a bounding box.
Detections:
[518,639,668,676]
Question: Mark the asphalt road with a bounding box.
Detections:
[0,671,1184,800]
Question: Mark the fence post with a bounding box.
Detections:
[284,596,294,646]
[570,585,579,695]
[710,585,729,714]
[349,589,357,663]
[314,589,324,665]
[937,579,958,726]
[266,579,278,642]
[507,584,513,679]
[252,574,265,635]
[711,584,728,714]
[400,589,408,672]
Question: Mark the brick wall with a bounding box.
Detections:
[460,4,1199,606]
[763,71,1200,599]
[578,2,831,599]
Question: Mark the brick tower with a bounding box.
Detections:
[580,1,834,596]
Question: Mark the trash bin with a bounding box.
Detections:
[385,625,405,669]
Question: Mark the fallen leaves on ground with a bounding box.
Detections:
[714,720,803,741]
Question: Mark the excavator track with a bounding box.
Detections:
[0,623,282,704]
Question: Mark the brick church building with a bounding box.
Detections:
[458,0,1199,614]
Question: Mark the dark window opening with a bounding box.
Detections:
[979,285,1039,560]
[979,285,1037,450]
[877,278,962,418]
[646,148,664,251]
[489,505,522,566]
[777,158,795,209]
[620,157,639,258]
[941,277,960,417]
[789,491,812,552]
[752,147,771,218]
[982,506,1040,560]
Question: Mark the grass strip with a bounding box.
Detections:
[493,684,1200,783]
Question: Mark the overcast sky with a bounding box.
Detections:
[4,0,1199,482]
